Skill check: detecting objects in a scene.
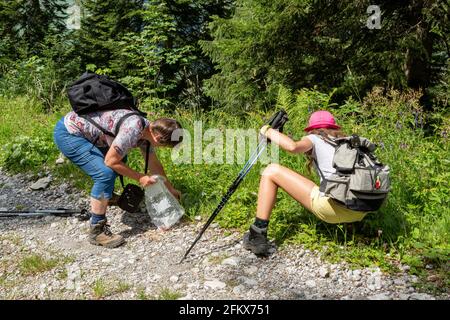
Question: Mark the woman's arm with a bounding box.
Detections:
[263,126,313,154]
[104,146,155,187]
[140,148,181,199]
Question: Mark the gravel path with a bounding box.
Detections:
[0,169,447,300]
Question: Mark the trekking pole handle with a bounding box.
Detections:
[267,109,288,132]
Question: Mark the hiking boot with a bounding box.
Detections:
[88,220,125,248]
[243,224,269,256]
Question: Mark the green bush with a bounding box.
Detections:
[1,134,58,173]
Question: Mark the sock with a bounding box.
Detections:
[90,213,106,225]
[254,217,269,229]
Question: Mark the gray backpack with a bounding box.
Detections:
[313,134,390,212]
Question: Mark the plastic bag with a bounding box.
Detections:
[144,175,184,230]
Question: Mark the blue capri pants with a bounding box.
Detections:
[53,118,123,200]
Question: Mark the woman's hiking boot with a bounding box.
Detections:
[243,224,269,256]
[89,220,125,248]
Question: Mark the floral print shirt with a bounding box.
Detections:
[64,110,153,157]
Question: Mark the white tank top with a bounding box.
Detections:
[306,134,336,182]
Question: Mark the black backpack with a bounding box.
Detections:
[66,71,148,143]
[67,72,142,115]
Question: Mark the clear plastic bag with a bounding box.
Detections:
[144,175,184,230]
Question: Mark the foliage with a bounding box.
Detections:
[77,0,233,109]
[0,96,62,171]
[0,0,68,58]
[110,2,196,108]
[1,135,57,173]
[201,0,450,110]
[77,0,145,71]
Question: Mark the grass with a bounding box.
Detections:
[0,91,449,295]
[157,288,183,300]
[92,279,108,299]
[136,287,149,300]
[208,253,230,265]
[91,279,133,299]
[134,287,183,300]
[56,269,68,280]
[19,254,62,276]
[0,234,22,246]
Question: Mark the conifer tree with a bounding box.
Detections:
[77,0,144,70]
[0,0,68,58]
[201,0,449,111]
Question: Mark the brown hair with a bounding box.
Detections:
[150,118,183,147]
[305,128,346,173]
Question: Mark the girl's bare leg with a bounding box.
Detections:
[256,163,316,220]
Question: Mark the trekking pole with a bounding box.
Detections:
[180,110,288,262]
[0,208,91,221]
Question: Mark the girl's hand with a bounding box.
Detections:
[139,175,157,187]
[260,125,271,137]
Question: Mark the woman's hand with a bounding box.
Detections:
[139,175,158,188]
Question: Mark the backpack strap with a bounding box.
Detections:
[315,133,339,147]
[80,112,149,189]
[144,141,150,174]
[80,114,116,138]
[312,157,326,182]
[114,112,145,136]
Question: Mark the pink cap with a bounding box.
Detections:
[304,110,340,132]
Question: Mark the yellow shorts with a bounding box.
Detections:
[310,186,367,224]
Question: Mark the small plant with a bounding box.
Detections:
[136,287,149,300]
[15,204,26,211]
[56,269,68,280]
[92,279,108,299]
[115,281,131,294]
[19,254,60,275]
[2,135,57,172]
[157,288,183,300]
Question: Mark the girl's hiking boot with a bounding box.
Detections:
[243,224,269,256]
[89,220,125,248]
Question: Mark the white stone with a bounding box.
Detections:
[318,267,329,278]
[244,266,258,275]
[374,277,382,290]
[368,293,391,300]
[30,176,52,190]
[409,293,435,300]
[233,285,244,294]
[305,280,316,288]
[204,279,226,290]
[170,275,179,283]
[222,257,240,266]
[239,276,258,287]
[187,282,200,290]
